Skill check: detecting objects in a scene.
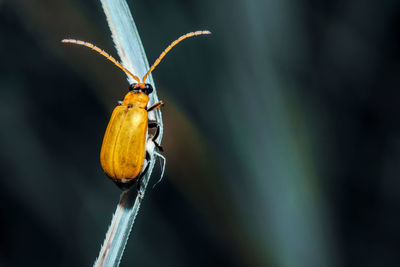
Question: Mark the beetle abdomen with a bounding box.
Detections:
[100,105,148,183]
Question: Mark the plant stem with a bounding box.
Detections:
[94,0,163,266]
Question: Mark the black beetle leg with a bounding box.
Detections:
[147,101,164,112]
[148,122,164,152]
[148,121,158,128]
[152,126,163,152]
[153,141,164,152]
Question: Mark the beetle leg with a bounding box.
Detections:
[152,151,166,188]
[148,121,159,128]
[153,141,163,152]
[141,151,151,177]
[151,123,161,140]
[148,122,164,151]
[140,152,151,177]
[147,101,164,112]
[152,124,162,149]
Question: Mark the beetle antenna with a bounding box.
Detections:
[142,30,211,83]
[62,39,141,83]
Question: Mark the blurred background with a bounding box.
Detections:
[1,0,400,266]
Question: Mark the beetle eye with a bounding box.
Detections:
[128,83,137,91]
[143,84,153,95]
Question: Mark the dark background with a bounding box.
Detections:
[1,0,400,266]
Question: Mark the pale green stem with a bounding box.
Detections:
[94,0,163,266]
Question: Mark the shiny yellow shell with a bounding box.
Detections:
[62,31,211,189]
[100,91,150,183]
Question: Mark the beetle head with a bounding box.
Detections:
[129,83,153,95]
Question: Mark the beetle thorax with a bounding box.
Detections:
[122,91,149,109]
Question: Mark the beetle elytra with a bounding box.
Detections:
[62,31,211,189]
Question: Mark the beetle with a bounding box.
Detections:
[62,30,211,189]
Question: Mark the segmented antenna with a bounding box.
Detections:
[62,30,211,86]
[61,39,141,83]
[142,30,211,83]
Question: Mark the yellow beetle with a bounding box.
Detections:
[62,31,210,189]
